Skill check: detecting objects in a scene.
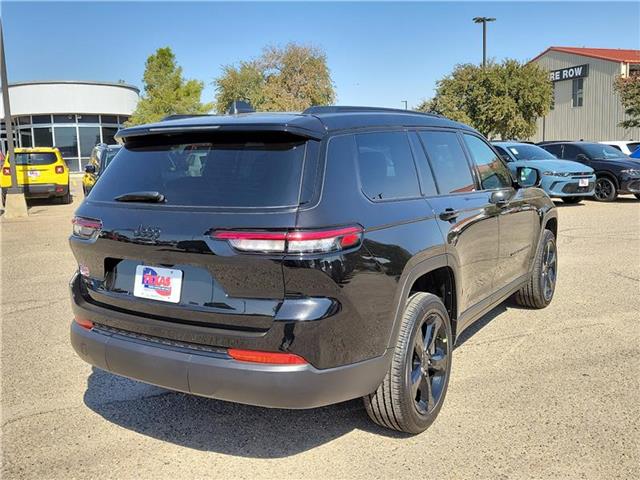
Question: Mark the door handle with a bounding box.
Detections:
[439,208,460,221]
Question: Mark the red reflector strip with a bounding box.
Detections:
[74,317,94,330]
[286,226,362,241]
[55,166,64,174]
[228,348,307,365]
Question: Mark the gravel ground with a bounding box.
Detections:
[2,180,639,479]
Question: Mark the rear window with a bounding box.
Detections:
[89,137,308,208]
[13,152,57,165]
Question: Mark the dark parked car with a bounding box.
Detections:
[83,144,122,195]
[538,141,640,201]
[69,106,558,434]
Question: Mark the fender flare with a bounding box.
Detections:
[385,254,454,350]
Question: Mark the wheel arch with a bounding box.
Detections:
[386,255,459,348]
[596,170,619,188]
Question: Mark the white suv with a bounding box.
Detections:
[599,141,640,156]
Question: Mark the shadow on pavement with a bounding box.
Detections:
[84,367,407,458]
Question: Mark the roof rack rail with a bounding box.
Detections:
[302,105,442,117]
[160,114,216,122]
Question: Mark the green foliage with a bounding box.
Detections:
[418,60,553,140]
[214,43,335,113]
[127,47,213,126]
[614,74,640,128]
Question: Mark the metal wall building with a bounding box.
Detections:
[530,47,640,143]
[0,81,139,172]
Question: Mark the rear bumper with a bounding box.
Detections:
[2,183,68,198]
[70,321,390,409]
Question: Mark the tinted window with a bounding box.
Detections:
[562,144,581,159]
[102,126,118,145]
[493,145,512,162]
[90,136,307,208]
[13,152,57,165]
[579,143,628,159]
[628,142,640,153]
[101,148,121,170]
[541,144,562,157]
[419,131,474,194]
[408,132,437,196]
[463,134,512,189]
[53,114,76,123]
[33,127,53,147]
[354,131,420,200]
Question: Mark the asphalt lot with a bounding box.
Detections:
[1,178,639,479]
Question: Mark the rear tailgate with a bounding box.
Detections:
[70,132,314,334]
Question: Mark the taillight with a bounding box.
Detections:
[2,167,10,176]
[213,226,363,254]
[72,216,102,239]
[55,165,64,174]
[228,348,307,365]
[74,316,94,330]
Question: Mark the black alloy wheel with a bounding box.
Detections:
[594,177,617,202]
[409,312,449,415]
[540,239,557,303]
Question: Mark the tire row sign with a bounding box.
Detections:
[549,64,589,82]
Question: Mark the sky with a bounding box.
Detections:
[2,1,639,109]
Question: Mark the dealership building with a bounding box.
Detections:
[530,47,640,143]
[0,81,139,172]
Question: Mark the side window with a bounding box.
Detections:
[542,144,561,157]
[354,131,420,201]
[493,145,512,162]
[462,134,512,190]
[418,131,475,194]
[408,132,438,196]
[562,144,580,160]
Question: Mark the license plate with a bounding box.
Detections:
[133,265,182,303]
[27,170,40,178]
[579,178,589,187]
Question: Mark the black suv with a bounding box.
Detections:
[69,107,558,434]
[539,141,640,201]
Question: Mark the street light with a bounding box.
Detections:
[472,16,496,68]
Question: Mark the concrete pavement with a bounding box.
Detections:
[1,183,639,479]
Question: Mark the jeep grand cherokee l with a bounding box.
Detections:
[69,106,558,434]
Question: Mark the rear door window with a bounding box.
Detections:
[13,152,57,165]
[462,134,512,190]
[89,136,308,208]
[354,131,420,201]
[418,131,475,194]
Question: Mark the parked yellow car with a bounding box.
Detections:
[1,147,71,204]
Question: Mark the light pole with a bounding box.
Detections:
[472,16,496,68]
[0,19,27,217]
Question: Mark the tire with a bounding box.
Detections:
[1,188,6,208]
[364,292,452,434]
[634,194,640,200]
[593,177,617,202]
[515,229,557,309]
[62,190,72,204]
[562,196,582,204]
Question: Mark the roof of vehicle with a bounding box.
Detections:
[492,141,542,147]
[115,106,476,143]
[14,147,60,153]
[599,140,638,145]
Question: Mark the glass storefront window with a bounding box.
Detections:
[118,115,129,125]
[20,129,33,148]
[101,126,118,145]
[78,114,99,123]
[79,126,101,157]
[54,126,78,159]
[101,115,118,124]
[33,127,53,146]
[17,116,31,126]
[32,115,51,124]
[53,114,76,123]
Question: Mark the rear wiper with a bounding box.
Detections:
[114,191,166,203]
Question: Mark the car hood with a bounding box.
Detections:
[511,159,593,174]
[593,158,640,169]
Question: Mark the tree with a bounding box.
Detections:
[214,43,335,113]
[614,74,640,128]
[417,60,553,140]
[127,47,212,125]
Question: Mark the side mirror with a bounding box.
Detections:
[576,154,589,162]
[515,166,541,188]
[84,164,96,174]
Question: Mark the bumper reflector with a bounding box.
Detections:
[228,348,307,365]
[74,317,94,330]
